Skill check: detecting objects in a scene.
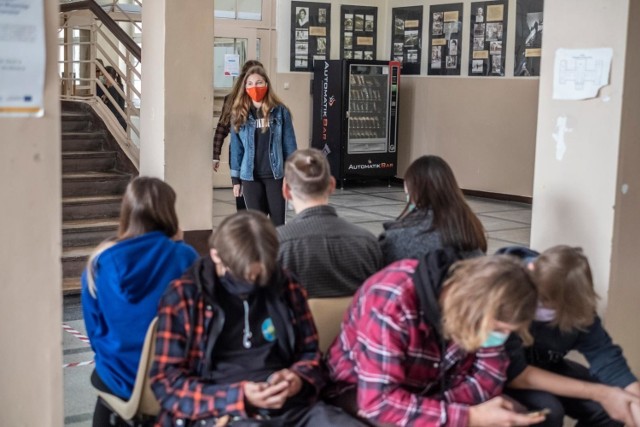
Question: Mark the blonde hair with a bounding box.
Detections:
[230,65,286,133]
[441,255,537,352]
[532,245,597,333]
[209,211,279,286]
[86,177,180,298]
[284,148,331,201]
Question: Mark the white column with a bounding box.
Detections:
[140,0,214,232]
[0,1,63,425]
[531,0,640,371]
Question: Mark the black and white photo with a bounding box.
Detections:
[344,13,354,31]
[432,12,443,35]
[354,14,364,31]
[486,23,503,41]
[473,37,485,50]
[449,39,458,56]
[344,33,353,49]
[318,8,327,24]
[492,54,502,74]
[365,15,374,32]
[472,59,484,73]
[393,42,404,56]
[296,7,309,27]
[404,29,419,47]
[490,41,502,54]
[407,49,418,63]
[446,55,457,69]
[295,42,308,55]
[317,37,327,55]
[474,23,485,37]
[295,30,308,41]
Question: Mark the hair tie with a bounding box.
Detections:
[306,156,313,165]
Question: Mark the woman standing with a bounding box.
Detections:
[230,65,297,226]
[82,177,198,426]
[213,59,263,211]
[379,155,486,265]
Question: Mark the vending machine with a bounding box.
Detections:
[311,60,401,182]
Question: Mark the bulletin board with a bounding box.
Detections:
[390,6,423,75]
[427,3,463,76]
[291,1,331,72]
[514,0,544,76]
[468,0,509,77]
[341,5,378,61]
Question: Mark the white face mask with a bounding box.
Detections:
[98,75,107,84]
[535,302,556,322]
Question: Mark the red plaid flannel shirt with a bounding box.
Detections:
[150,269,323,426]
[326,259,509,426]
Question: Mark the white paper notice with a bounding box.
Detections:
[224,54,240,77]
[552,48,613,101]
[0,0,45,117]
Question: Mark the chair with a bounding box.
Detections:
[307,297,353,353]
[95,317,161,422]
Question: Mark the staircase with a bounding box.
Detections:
[61,101,136,294]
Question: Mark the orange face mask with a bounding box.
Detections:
[246,86,268,103]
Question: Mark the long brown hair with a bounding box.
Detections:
[86,177,180,297]
[219,59,263,127]
[401,155,487,252]
[284,148,331,200]
[231,65,285,132]
[441,255,537,351]
[209,211,279,286]
[532,245,598,333]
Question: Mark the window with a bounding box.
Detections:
[215,0,262,21]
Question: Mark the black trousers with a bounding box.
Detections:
[91,370,129,427]
[241,178,285,226]
[228,402,367,427]
[505,360,623,427]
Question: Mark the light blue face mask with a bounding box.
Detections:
[481,330,509,348]
[405,193,415,211]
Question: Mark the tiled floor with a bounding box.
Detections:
[63,182,531,426]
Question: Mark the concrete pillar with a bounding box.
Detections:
[0,1,63,425]
[531,0,640,371]
[140,0,214,246]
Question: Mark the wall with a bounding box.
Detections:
[276,0,539,197]
[530,0,639,370]
[605,0,640,374]
[0,1,63,425]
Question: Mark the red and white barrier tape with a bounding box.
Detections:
[63,359,95,369]
[62,323,91,344]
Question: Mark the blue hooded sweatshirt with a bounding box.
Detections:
[81,231,198,399]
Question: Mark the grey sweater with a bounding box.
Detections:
[378,209,444,266]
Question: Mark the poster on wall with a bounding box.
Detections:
[0,0,45,117]
[427,3,463,75]
[290,2,331,72]
[514,0,543,76]
[341,5,377,60]
[390,6,423,75]
[468,0,508,77]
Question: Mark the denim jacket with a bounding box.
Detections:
[230,104,297,182]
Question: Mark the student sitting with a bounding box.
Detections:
[379,155,486,266]
[499,245,640,426]
[277,148,382,298]
[82,177,198,427]
[326,251,544,426]
[150,211,365,426]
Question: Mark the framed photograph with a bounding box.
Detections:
[364,51,374,60]
[486,22,503,41]
[344,50,353,59]
[354,14,364,31]
[344,33,353,49]
[318,8,327,24]
[492,54,503,74]
[472,59,484,73]
[393,42,404,56]
[446,55,457,69]
[474,23,486,37]
[344,14,354,31]
[295,30,309,41]
[475,7,484,22]
[295,7,309,28]
[317,37,327,55]
[407,49,418,63]
[449,39,459,56]
[473,37,485,50]
[353,51,363,60]
[431,46,442,61]
[490,41,502,54]
[295,42,308,55]
[394,17,405,35]
[432,12,443,35]
[404,30,419,47]
[294,56,308,68]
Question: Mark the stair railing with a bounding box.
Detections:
[59,0,141,166]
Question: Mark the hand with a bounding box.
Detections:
[592,384,640,426]
[212,160,220,172]
[233,184,242,198]
[627,383,640,426]
[267,369,303,398]
[243,380,289,410]
[468,396,546,427]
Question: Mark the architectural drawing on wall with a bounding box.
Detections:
[553,48,612,100]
